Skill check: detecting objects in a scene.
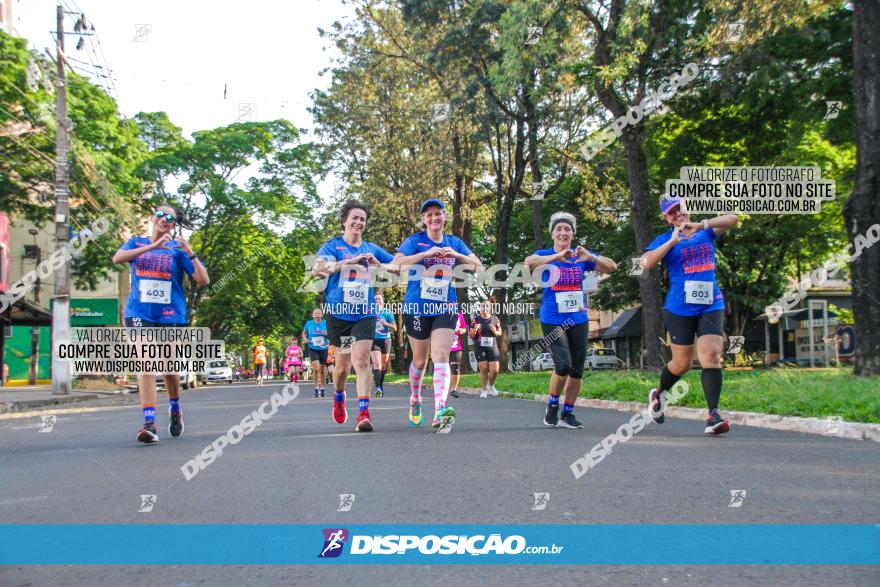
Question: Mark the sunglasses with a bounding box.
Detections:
[153,210,177,223]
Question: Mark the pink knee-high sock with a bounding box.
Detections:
[409,363,424,401]
[433,362,451,411]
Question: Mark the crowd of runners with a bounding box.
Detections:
[113,195,740,442]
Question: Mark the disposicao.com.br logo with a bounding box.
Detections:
[319,529,564,558]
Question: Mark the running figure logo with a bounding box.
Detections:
[824,101,842,120]
[629,256,647,277]
[139,495,157,513]
[728,490,746,508]
[824,415,843,435]
[724,22,744,43]
[339,336,355,354]
[532,492,550,511]
[726,336,745,354]
[132,24,152,42]
[318,528,349,558]
[337,494,355,512]
[38,415,56,433]
[525,26,543,45]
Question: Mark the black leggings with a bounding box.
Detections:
[541,321,588,380]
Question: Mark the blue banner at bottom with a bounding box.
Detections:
[1,525,878,565]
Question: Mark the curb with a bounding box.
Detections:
[457,387,880,443]
[0,393,100,415]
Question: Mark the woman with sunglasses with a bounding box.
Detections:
[312,200,396,432]
[641,195,738,435]
[112,204,209,444]
[394,198,483,432]
[524,212,617,429]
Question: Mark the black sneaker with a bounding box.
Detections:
[319,389,326,398]
[450,390,460,399]
[704,409,730,435]
[314,389,320,398]
[137,422,159,444]
[557,412,583,429]
[168,409,184,438]
[648,388,666,424]
[543,404,559,427]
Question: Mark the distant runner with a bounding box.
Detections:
[253,339,267,386]
[470,302,502,399]
[302,309,329,397]
[371,292,396,398]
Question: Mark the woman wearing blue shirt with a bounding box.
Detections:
[302,308,329,398]
[394,199,483,432]
[525,212,617,429]
[641,195,738,435]
[112,204,209,444]
[313,200,395,432]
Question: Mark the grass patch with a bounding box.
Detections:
[385,367,880,423]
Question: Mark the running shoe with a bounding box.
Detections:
[320,389,326,398]
[375,387,383,398]
[543,404,559,427]
[168,408,184,438]
[450,390,460,399]
[409,397,423,426]
[557,412,584,429]
[432,406,456,432]
[333,395,348,424]
[648,388,666,424]
[314,388,320,398]
[136,422,159,444]
[479,388,488,399]
[490,385,499,397]
[356,410,374,432]
[704,409,730,435]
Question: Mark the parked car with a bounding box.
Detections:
[531,352,555,372]
[586,348,618,370]
[155,370,198,390]
[204,360,233,383]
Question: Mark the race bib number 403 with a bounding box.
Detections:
[684,280,713,305]
[139,279,171,304]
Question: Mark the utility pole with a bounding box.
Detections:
[51,3,71,395]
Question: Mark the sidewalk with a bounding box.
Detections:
[0,384,111,414]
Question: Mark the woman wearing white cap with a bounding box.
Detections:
[393,198,483,432]
[524,212,617,429]
[641,195,738,435]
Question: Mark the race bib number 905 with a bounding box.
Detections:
[343,280,369,305]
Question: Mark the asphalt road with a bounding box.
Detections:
[1,380,877,586]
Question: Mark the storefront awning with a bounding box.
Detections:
[1,297,52,326]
